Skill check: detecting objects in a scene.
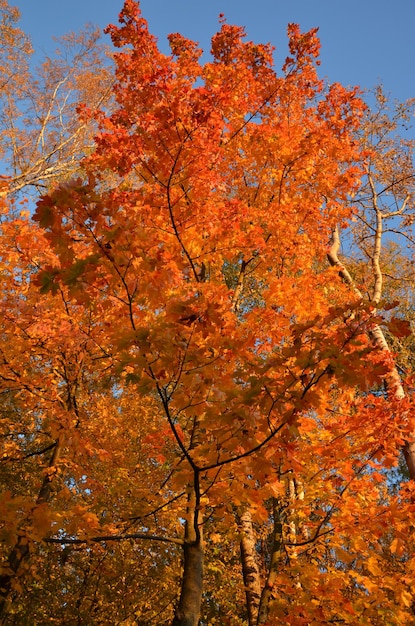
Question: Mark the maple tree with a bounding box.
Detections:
[0,1,415,624]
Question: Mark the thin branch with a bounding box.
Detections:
[45,533,184,547]
[1,442,55,463]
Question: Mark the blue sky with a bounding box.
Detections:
[14,0,415,104]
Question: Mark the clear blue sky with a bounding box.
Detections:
[14,0,415,103]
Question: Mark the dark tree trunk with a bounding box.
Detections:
[172,472,203,626]
[257,499,283,624]
[172,536,204,626]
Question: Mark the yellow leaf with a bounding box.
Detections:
[400,590,412,608]
[366,556,383,577]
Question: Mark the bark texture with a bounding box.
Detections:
[172,480,203,626]
[239,508,262,626]
[257,499,283,625]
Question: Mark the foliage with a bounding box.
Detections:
[0,2,414,625]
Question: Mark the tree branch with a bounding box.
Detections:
[45,533,184,546]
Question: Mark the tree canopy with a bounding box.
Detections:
[0,1,414,624]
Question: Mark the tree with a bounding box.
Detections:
[328,86,415,476]
[0,0,113,197]
[1,1,415,624]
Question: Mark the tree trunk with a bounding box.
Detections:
[239,508,262,626]
[172,537,204,626]
[257,498,283,625]
[172,480,203,626]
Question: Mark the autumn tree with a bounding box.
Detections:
[1,1,415,625]
[328,86,415,478]
[0,0,113,197]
